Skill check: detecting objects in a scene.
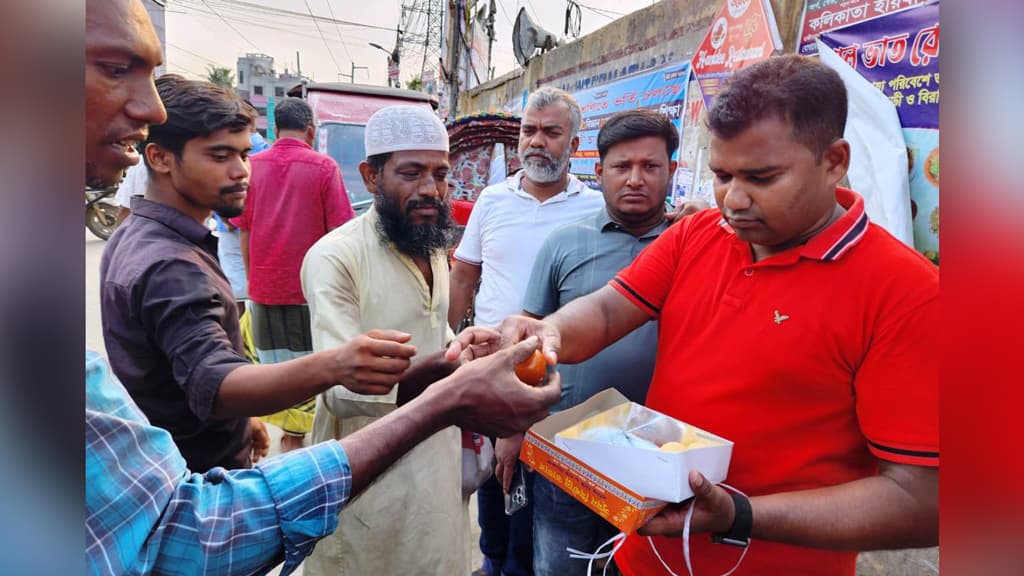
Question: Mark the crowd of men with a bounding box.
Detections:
[85,1,938,575]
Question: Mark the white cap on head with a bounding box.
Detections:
[364,105,449,156]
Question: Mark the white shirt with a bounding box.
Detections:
[454,171,605,327]
[114,162,148,207]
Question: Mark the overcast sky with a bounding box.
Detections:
[162,0,660,87]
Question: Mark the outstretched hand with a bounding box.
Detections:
[444,326,503,364]
[638,471,737,537]
[496,315,561,366]
[437,336,561,438]
[332,329,418,395]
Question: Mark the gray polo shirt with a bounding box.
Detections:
[523,207,667,412]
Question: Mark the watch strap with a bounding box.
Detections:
[711,491,752,547]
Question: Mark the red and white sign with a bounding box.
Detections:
[691,0,783,110]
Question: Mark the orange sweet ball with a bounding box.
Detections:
[515,350,547,385]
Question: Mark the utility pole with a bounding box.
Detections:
[296,51,301,78]
[447,0,461,119]
[486,0,496,80]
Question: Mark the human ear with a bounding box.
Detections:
[358,161,379,195]
[144,143,174,175]
[822,138,851,188]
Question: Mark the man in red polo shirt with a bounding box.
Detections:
[233,97,355,451]
[487,55,938,575]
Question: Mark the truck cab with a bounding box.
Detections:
[289,82,438,215]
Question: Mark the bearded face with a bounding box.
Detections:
[374,185,454,259]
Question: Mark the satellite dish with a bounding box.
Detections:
[512,7,559,66]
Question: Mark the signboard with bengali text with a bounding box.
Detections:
[569,63,690,199]
[798,0,933,56]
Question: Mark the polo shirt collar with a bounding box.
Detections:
[597,207,669,239]
[508,170,586,203]
[130,197,218,254]
[717,187,869,262]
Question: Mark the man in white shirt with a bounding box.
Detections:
[449,86,605,576]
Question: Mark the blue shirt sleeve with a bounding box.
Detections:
[86,350,351,576]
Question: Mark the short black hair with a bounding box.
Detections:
[147,76,254,159]
[274,97,313,132]
[597,109,679,161]
[708,54,847,160]
[366,152,393,173]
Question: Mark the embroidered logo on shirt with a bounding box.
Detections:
[773,310,790,325]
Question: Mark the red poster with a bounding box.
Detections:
[691,0,783,110]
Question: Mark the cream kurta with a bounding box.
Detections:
[300,207,468,575]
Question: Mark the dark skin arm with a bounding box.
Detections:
[664,199,710,223]
[211,330,416,418]
[639,462,938,550]
[448,260,482,330]
[341,337,561,497]
[462,284,650,366]
[395,326,502,406]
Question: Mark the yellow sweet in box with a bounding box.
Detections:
[658,426,721,452]
[659,441,688,452]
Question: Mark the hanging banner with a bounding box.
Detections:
[820,1,939,264]
[690,0,783,111]
[818,1,938,128]
[568,63,690,199]
[797,0,933,56]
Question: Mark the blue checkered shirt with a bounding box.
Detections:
[85,350,351,575]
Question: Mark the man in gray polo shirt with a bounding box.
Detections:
[516,110,684,574]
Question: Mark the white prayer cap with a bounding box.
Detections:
[364,105,450,156]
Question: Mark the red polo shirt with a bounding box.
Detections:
[232,138,354,305]
[610,187,938,576]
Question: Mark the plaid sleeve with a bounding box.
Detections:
[87,350,351,576]
[127,443,350,576]
[257,442,352,571]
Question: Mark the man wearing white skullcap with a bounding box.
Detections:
[300,104,483,575]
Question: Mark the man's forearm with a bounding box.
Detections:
[750,466,939,550]
[396,350,454,406]
[548,285,649,364]
[448,262,481,329]
[340,384,454,496]
[448,284,472,330]
[212,352,333,418]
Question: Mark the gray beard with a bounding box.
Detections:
[519,149,570,184]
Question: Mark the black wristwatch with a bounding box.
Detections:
[711,492,752,547]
